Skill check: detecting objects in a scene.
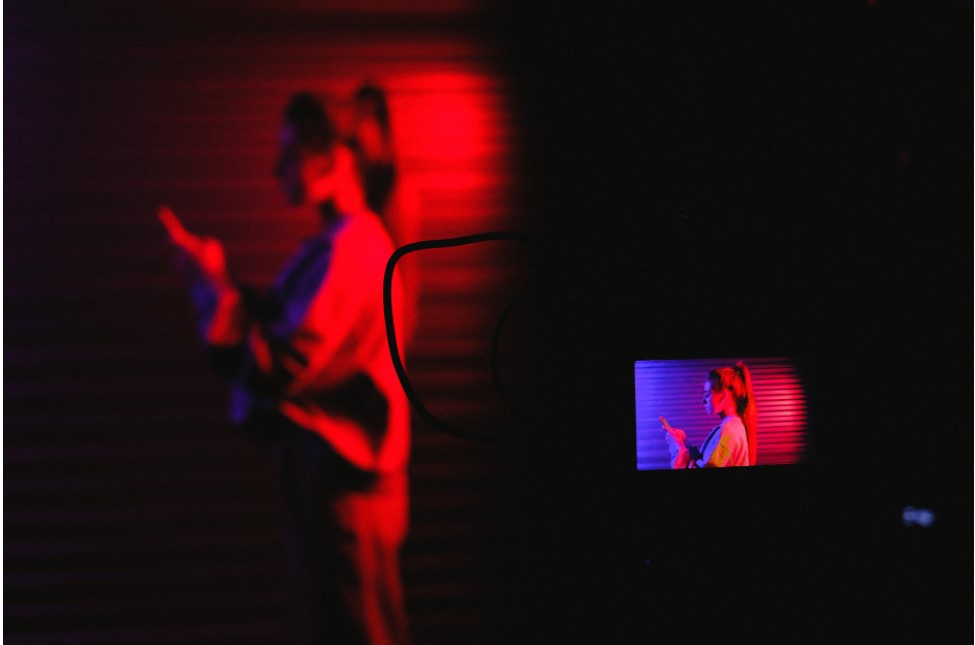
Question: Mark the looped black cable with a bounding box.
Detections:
[383,232,534,444]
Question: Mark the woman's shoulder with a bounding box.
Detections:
[336,210,398,265]
[721,415,747,437]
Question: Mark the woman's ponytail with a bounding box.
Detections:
[735,361,758,465]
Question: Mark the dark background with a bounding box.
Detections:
[497,1,970,642]
[6,1,971,643]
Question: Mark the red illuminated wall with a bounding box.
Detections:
[4,2,533,643]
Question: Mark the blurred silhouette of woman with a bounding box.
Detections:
[160,91,412,645]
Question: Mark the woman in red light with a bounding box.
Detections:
[660,361,757,468]
[160,91,412,645]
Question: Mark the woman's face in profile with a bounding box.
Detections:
[703,380,722,416]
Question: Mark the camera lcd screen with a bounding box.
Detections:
[634,356,810,470]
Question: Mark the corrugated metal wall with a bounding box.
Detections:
[5,2,536,643]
